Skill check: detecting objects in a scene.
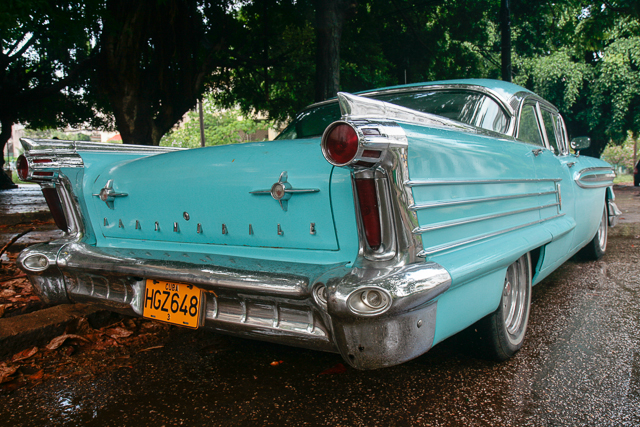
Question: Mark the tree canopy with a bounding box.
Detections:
[0,0,103,188]
[2,0,640,189]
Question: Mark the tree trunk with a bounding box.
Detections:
[500,0,512,82]
[96,0,225,146]
[314,0,356,102]
[0,116,18,190]
[633,131,638,171]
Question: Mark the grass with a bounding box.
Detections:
[10,171,36,185]
[614,174,633,184]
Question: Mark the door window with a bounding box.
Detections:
[517,104,544,146]
[540,109,561,155]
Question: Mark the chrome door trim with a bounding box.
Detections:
[418,214,566,256]
[409,190,558,211]
[405,178,561,187]
[412,203,560,234]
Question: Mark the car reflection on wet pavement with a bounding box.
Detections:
[1,187,639,427]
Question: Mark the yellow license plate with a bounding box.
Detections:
[143,279,202,328]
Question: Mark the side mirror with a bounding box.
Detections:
[570,136,591,151]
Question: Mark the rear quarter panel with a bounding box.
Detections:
[401,124,567,343]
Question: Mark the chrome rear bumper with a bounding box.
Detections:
[18,241,451,369]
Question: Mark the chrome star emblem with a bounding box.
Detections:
[250,171,319,211]
[93,179,128,209]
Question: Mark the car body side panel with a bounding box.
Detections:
[401,124,579,343]
[568,156,612,250]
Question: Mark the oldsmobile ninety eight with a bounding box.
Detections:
[17,79,620,369]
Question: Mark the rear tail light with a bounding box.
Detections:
[16,155,29,180]
[355,178,381,250]
[42,188,69,232]
[322,123,359,166]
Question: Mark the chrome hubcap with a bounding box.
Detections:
[501,256,530,343]
[597,207,608,251]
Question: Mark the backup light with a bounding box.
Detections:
[348,288,391,316]
[23,254,49,271]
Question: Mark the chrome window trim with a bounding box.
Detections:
[21,138,182,155]
[412,203,560,234]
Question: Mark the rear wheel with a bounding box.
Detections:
[578,202,608,261]
[479,253,532,361]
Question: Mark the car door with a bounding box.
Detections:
[515,100,577,279]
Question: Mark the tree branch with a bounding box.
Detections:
[8,33,36,60]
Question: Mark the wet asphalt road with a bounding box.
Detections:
[1,189,639,427]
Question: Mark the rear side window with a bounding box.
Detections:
[277,89,510,139]
[374,91,509,134]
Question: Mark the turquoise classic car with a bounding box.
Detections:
[16,79,620,369]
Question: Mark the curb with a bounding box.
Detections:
[0,211,52,227]
[0,304,107,360]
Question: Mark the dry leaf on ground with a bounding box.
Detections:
[105,327,134,339]
[318,363,347,376]
[0,364,18,384]
[12,347,38,362]
[46,334,89,351]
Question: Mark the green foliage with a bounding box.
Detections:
[513,49,588,112]
[600,132,638,171]
[506,2,640,156]
[0,0,104,129]
[588,20,640,144]
[212,1,317,123]
[160,94,272,148]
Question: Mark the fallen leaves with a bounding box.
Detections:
[46,334,89,351]
[0,250,44,318]
[0,316,171,393]
[0,364,18,384]
[105,327,134,339]
[318,363,347,376]
[11,347,38,362]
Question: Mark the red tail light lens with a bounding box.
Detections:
[355,178,381,250]
[16,155,29,180]
[324,124,359,165]
[42,188,69,232]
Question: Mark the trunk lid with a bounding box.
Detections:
[84,139,340,251]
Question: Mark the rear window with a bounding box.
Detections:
[277,90,509,140]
